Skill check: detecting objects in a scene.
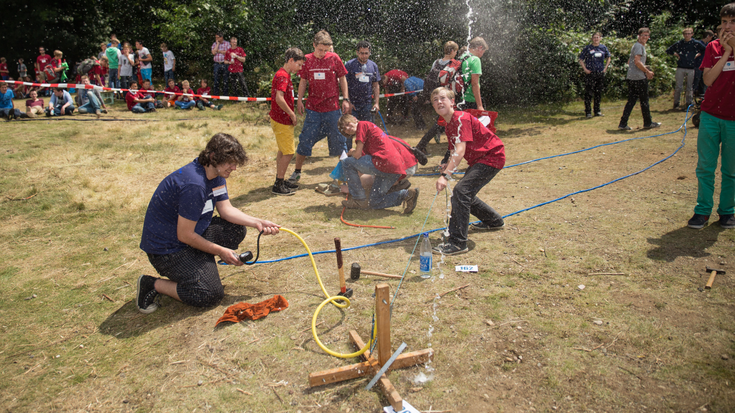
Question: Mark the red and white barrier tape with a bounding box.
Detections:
[4,80,423,101]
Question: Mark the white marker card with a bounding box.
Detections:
[455,265,478,273]
[383,400,421,413]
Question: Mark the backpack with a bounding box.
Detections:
[423,59,450,98]
[438,58,465,97]
[76,59,96,76]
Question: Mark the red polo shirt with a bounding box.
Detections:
[298,51,347,112]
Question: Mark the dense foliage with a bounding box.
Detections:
[0,0,724,106]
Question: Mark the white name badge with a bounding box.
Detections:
[359,75,369,82]
[314,72,326,80]
[594,52,602,58]
[213,185,227,197]
[724,60,734,72]
[201,199,213,215]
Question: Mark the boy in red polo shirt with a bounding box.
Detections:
[687,3,735,229]
[289,30,351,184]
[337,114,420,212]
[431,87,505,256]
[227,37,250,97]
[270,48,305,196]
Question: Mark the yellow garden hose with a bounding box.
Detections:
[279,228,375,359]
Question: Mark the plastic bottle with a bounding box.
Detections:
[419,232,432,279]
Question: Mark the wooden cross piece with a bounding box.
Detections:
[308,283,434,411]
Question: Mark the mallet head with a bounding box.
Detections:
[338,288,354,299]
[706,267,726,274]
[350,263,361,280]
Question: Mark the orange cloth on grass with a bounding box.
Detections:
[215,295,289,326]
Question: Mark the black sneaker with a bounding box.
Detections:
[470,221,505,231]
[432,243,468,256]
[618,125,631,131]
[687,214,709,229]
[719,214,735,229]
[643,122,661,129]
[136,275,159,314]
[595,112,604,117]
[272,182,295,196]
[283,180,299,190]
[586,113,592,119]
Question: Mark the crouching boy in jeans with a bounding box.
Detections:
[688,3,735,229]
[270,48,305,195]
[337,114,420,213]
[431,87,505,256]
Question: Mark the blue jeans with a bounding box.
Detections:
[78,92,101,114]
[352,102,374,122]
[213,63,229,96]
[47,105,75,116]
[132,102,155,113]
[164,70,175,85]
[140,68,152,82]
[341,155,408,209]
[297,108,350,157]
[447,162,503,248]
[176,100,196,109]
[0,108,23,118]
[108,68,119,89]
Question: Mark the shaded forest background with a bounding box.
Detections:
[0,0,725,106]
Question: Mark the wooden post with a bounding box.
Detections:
[375,283,391,366]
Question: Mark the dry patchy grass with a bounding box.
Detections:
[0,97,734,412]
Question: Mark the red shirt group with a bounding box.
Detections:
[270,68,294,125]
[298,52,347,113]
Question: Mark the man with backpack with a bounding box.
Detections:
[416,41,462,154]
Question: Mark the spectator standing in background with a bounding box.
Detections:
[694,30,715,97]
[119,43,135,93]
[161,43,176,85]
[211,33,231,96]
[0,58,9,80]
[403,76,426,129]
[666,28,706,110]
[36,47,52,81]
[98,43,107,60]
[136,41,153,82]
[618,28,661,130]
[17,58,27,79]
[106,39,122,89]
[227,37,249,97]
[344,40,381,122]
[578,32,612,118]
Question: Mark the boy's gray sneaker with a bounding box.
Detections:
[287,171,301,183]
[432,243,468,256]
[136,275,159,314]
[719,214,735,229]
[643,122,661,129]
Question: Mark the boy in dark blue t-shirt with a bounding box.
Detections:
[137,133,281,313]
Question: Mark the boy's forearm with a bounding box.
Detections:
[703,50,731,86]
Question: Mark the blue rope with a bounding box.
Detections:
[257,108,693,264]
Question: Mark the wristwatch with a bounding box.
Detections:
[441,173,450,179]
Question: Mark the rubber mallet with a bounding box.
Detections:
[334,238,353,298]
[705,266,726,289]
[350,263,403,280]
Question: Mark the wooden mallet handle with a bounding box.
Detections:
[335,238,346,293]
[362,270,403,279]
[706,270,717,289]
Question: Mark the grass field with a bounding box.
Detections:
[1,95,734,412]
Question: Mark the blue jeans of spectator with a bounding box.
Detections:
[132,102,155,113]
[297,108,350,157]
[352,101,374,122]
[140,68,152,82]
[447,162,503,248]
[1,108,23,118]
[341,155,408,209]
[108,68,119,89]
[176,100,196,109]
[164,70,175,85]
[47,105,75,116]
[619,79,651,127]
[213,63,229,96]
[78,92,102,114]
